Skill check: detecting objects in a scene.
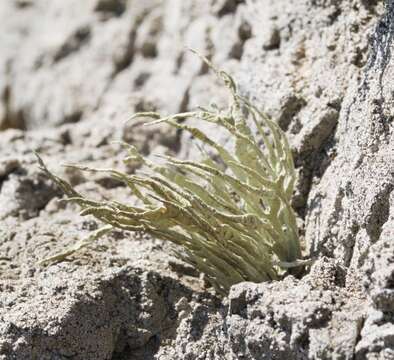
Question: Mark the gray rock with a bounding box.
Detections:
[0,266,198,360]
[0,168,59,220]
[0,0,393,359]
[226,258,364,360]
[0,157,20,180]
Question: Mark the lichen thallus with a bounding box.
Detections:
[36,51,308,295]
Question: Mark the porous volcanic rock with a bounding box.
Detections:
[0,0,393,359]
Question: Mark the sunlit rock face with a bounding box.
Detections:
[0,1,393,359]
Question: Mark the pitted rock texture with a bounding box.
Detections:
[226,258,364,360]
[0,265,223,360]
[0,0,393,359]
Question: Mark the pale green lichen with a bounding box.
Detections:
[36,52,304,295]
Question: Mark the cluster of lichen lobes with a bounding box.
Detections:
[37,53,301,295]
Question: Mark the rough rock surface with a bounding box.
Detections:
[0,0,393,359]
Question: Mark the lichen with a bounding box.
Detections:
[36,52,303,295]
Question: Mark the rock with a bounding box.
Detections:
[355,309,394,360]
[0,168,60,220]
[0,0,393,359]
[0,157,20,180]
[226,259,365,360]
[355,191,394,359]
[262,25,281,51]
[304,0,394,270]
[0,266,196,360]
[363,193,394,313]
